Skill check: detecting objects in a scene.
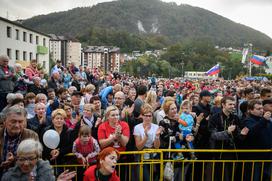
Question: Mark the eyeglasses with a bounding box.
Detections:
[143,114,153,118]
[17,157,37,163]
[115,97,123,100]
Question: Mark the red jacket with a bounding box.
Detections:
[84,165,120,181]
[25,66,39,81]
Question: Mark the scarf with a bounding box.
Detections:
[82,116,94,128]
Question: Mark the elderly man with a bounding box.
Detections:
[27,76,47,95]
[0,55,16,111]
[0,105,38,178]
[114,91,125,111]
[48,71,61,91]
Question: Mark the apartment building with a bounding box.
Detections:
[67,40,81,67]
[0,17,50,72]
[83,46,122,73]
[49,34,81,67]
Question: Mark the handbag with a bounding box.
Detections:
[164,136,174,181]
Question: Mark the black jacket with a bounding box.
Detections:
[159,116,180,149]
[27,115,52,135]
[72,115,99,141]
[41,125,72,164]
[192,102,211,149]
[27,84,47,95]
[242,114,272,160]
[48,78,61,91]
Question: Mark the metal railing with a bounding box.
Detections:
[52,149,272,181]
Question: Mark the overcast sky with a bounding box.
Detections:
[0,0,271,39]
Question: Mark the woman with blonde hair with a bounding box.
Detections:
[97,105,130,152]
[154,96,175,124]
[145,90,158,111]
[84,84,96,103]
[41,109,72,165]
[211,96,223,115]
[159,100,180,149]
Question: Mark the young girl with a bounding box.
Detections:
[176,100,196,160]
[72,125,100,166]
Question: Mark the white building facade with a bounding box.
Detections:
[67,41,81,67]
[0,17,50,72]
[49,34,81,67]
[49,39,61,62]
[184,71,218,79]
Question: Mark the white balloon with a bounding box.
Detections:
[43,129,60,149]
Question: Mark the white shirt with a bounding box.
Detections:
[133,123,159,148]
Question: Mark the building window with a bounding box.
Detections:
[29,34,33,43]
[36,36,39,45]
[23,51,27,60]
[7,48,11,59]
[29,52,33,60]
[15,29,19,40]
[7,26,11,38]
[36,53,39,61]
[23,32,27,42]
[43,38,46,46]
[16,50,20,60]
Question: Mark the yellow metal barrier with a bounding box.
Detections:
[52,149,272,181]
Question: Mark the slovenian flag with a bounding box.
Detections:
[250,55,267,65]
[206,64,220,76]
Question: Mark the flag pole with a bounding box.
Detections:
[248,43,253,76]
[249,61,252,76]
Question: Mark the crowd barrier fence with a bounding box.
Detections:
[52,149,272,181]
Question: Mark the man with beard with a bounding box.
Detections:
[192,90,212,180]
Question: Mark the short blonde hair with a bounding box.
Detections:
[85,84,96,93]
[178,100,192,114]
[162,100,175,114]
[141,103,153,115]
[214,96,223,106]
[35,93,47,103]
[113,84,122,92]
[161,96,175,108]
[84,103,94,112]
[104,105,119,120]
[52,109,67,119]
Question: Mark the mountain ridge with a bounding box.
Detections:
[22,0,272,49]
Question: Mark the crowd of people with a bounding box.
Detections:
[0,54,271,181]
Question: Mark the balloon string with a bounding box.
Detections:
[55,159,57,177]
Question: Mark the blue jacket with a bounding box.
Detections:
[99,86,113,109]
